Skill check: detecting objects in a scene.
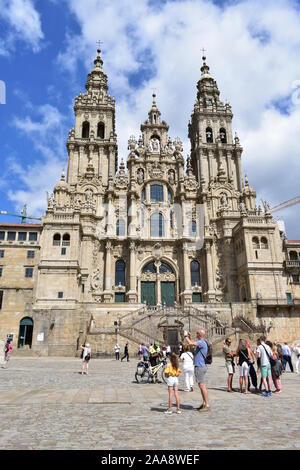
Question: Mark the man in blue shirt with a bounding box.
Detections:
[184,329,210,412]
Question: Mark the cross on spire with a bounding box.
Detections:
[96,40,103,50]
[201,47,206,58]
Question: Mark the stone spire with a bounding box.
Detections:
[85,47,108,94]
[147,93,162,126]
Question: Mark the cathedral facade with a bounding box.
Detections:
[8,48,299,356]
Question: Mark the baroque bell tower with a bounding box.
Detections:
[189,55,243,193]
[66,47,118,187]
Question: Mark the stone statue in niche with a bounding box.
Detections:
[150,137,160,153]
[168,170,175,185]
[220,193,228,209]
[137,168,144,184]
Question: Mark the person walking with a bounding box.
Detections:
[282,343,294,372]
[81,342,91,375]
[236,339,254,394]
[178,342,184,357]
[180,344,194,392]
[255,337,273,397]
[164,353,182,415]
[1,337,13,369]
[293,344,300,374]
[121,342,130,362]
[184,329,210,412]
[114,343,120,360]
[223,338,236,392]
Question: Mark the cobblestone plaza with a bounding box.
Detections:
[0,356,299,450]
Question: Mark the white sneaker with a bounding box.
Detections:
[184,389,190,392]
[164,409,173,415]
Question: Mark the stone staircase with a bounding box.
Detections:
[84,303,236,356]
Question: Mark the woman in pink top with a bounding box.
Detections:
[2,339,13,369]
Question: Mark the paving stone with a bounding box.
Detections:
[0,357,300,449]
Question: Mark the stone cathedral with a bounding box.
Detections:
[10,48,299,356]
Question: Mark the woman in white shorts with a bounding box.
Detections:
[235,339,254,393]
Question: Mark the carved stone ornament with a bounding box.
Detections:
[149,161,164,179]
[90,269,102,292]
[153,243,162,260]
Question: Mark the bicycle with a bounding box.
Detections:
[147,358,168,384]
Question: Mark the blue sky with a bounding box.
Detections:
[0,0,300,238]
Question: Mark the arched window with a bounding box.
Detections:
[252,237,260,249]
[97,122,105,139]
[53,233,61,246]
[62,233,70,246]
[150,184,164,202]
[142,262,156,274]
[150,212,165,237]
[115,259,125,286]
[289,251,298,260]
[189,220,197,237]
[206,127,213,143]
[261,237,268,249]
[159,262,174,274]
[191,260,201,286]
[82,121,90,138]
[220,128,227,144]
[116,219,125,237]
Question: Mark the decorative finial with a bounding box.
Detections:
[200,50,210,76]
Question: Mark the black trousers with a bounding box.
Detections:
[115,352,120,360]
[282,355,294,372]
[121,352,129,362]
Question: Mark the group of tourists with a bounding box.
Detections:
[223,337,300,396]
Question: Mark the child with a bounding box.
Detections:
[164,353,181,415]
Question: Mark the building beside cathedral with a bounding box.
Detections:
[1,49,300,356]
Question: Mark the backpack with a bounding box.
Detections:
[205,341,213,365]
[85,353,91,362]
[199,340,213,365]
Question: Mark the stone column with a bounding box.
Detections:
[78,145,84,176]
[182,243,192,304]
[205,240,216,302]
[156,262,161,306]
[127,241,137,303]
[103,240,113,303]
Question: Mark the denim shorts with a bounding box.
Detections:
[167,376,179,388]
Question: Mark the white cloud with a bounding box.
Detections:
[5,104,67,214]
[0,0,44,54]
[7,0,300,236]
